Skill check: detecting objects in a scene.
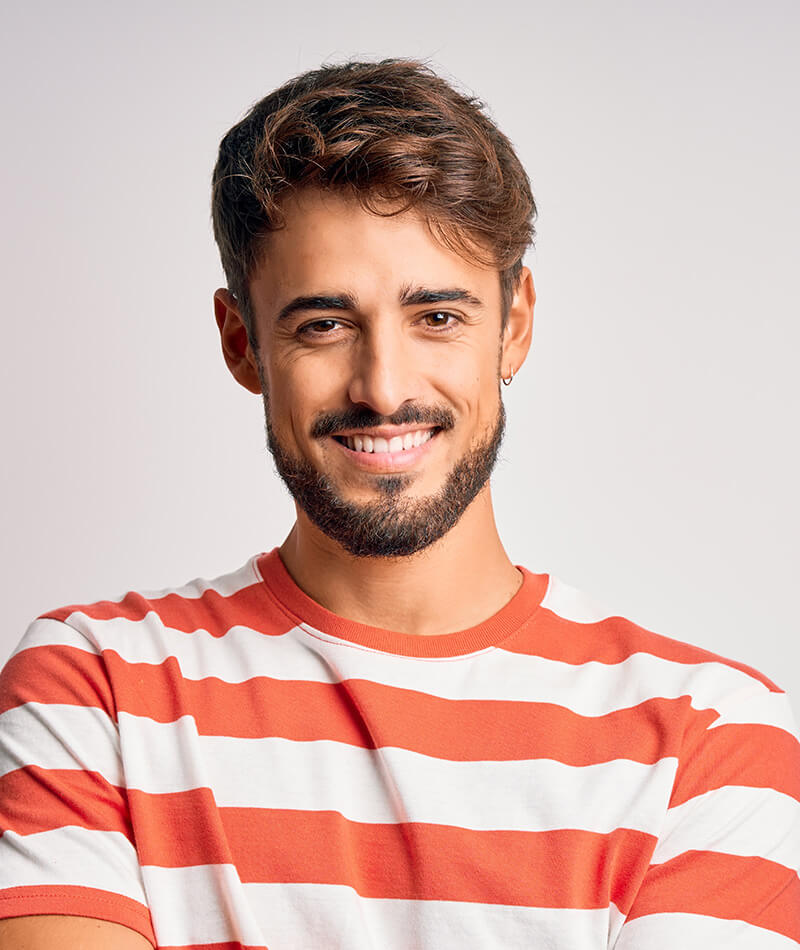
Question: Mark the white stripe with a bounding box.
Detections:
[608,902,628,945]
[51,610,795,732]
[117,713,676,834]
[614,912,798,949]
[708,682,800,730]
[10,617,99,659]
[123,556,262,602]
[541,576,618,623]
[141,863,265,947]
[652,785,800,870]
[0,703,121,784]
[0,826,148,904]
[142,869,614,949]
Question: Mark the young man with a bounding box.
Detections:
[0,60,798,950]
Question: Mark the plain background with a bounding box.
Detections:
[2,1,798,714]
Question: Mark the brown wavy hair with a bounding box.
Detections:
[212,59,536,341]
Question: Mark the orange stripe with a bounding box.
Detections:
[3,642,727,770]
[7,644,793,801]
[129,788,232,868]
[100,650,706,764]
[0,767,133,840]
[41,582,293,639]
[129,791,653,910]
[0,645,115,717]
[670,720,800,805]
[0,885,154,944]
[627,850,800,941]
[507,611,781,689]
[39,565,780,690]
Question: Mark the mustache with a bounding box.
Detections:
[311,404,455,439]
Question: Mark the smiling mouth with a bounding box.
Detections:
[332,429,438,454]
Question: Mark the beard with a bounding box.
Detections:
[260,390,506,559]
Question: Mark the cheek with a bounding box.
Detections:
[437,348,499,417]
[265,357,345,443]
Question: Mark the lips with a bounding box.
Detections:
[330,427,440,472]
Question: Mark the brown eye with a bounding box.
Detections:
[423,311,456,329]
[298,318,342,336]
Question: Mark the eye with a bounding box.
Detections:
[421,311,460,331]
[297,318,344,337]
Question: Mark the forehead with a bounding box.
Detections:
[248,188,500,312]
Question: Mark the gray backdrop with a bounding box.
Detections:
[2,0,798,715]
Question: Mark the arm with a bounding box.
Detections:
[614,686,800,948]
[0,916,154,949]
[0,619,155,945]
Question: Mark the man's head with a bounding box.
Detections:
[211,60,536,557]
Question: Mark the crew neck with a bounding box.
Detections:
[254,548,549,659]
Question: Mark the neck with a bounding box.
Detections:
[278,485,521,636]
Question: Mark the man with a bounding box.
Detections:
[0,59,797,950]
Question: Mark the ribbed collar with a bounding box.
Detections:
[255,548,549,659]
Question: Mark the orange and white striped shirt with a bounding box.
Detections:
[1,549,798,949]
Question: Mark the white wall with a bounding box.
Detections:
[2,0,798,712]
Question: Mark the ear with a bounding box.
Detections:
[500,266,535,379]
[213,289,262,395]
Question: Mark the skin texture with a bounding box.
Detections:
[0,915,154,948]
[215,188,536,636]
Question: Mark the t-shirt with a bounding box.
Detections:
[0,549,798,949]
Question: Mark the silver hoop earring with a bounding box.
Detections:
[501,367,514,386]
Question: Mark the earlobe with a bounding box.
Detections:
[213,288,262,395]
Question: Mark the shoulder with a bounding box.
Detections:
[532,574,794,733]
[1,553,294,704]
[35,554,267,640]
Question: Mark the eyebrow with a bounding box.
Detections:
[275,286,484,323]
[399,285,484,308]
[276,293,359,323]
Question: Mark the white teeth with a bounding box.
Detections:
[340,429,435,453]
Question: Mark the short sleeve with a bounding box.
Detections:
[0,617,156,945]
[614,682,800,948]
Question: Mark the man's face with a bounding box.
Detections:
[246,189,511,557]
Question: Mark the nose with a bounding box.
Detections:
[346,323,418,417]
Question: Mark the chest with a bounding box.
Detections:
[105,637,678,948]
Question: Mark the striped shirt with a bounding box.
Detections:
[1,549,798,949]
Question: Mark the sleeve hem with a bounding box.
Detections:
[0,885,155,945]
